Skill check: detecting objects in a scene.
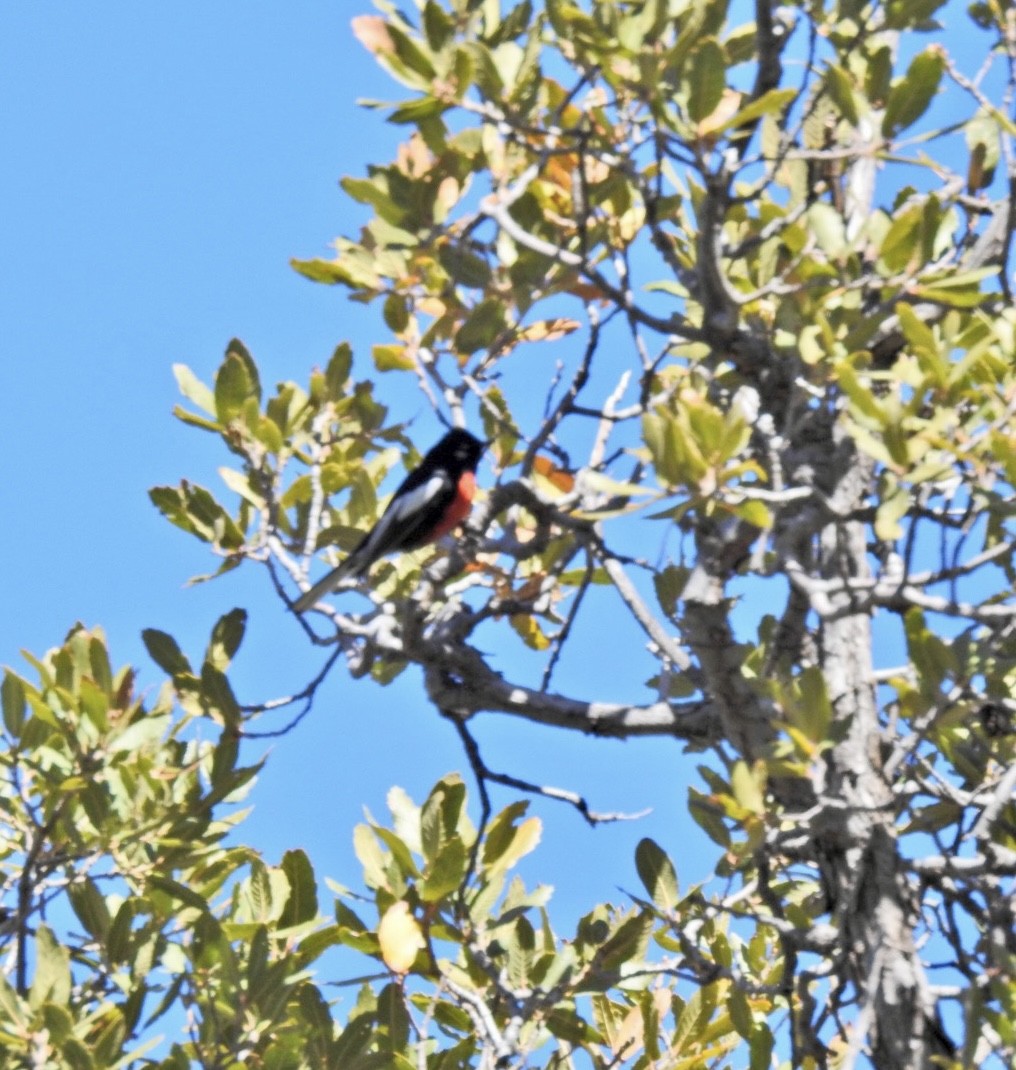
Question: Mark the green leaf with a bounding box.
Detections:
[141,629,191,677]
[597,913,652,970]
[254,414,286,453]
[218,466,265,509]
[510,613,551,650]
[106,901,139,965]
[280,849,319,927]
[749,1022,775,1070]
[579,470,653,499]
[215,352,258,424]
[635,838,679,910]
[875,481,911,540]
[966,108,1001,192]
[642,411,678,486]
[326,343,353,399]
[297,981,335,1036]
[30,926,72,1009]
[372,343,416,372]
[733,499,773,529]
[173,363,216,416]
[879,202,922,271]
[836,363,886,428]
[717,87,796,133]
[794,666,833,743]
[489,815,542,877]
[149,875,211,913]
[438,242,493,287]
[688,39,726,123]
[507,915,536,988]
[423,0,455,50]
[41,1003,75,1043]
[487,0,534,46]
[206,609,247,672]
[386,21,438,80]
[67,878,111,941]
[886,0,948,27]
[896,301,939,356]
[332,1015,376,1066]
[421,774,468,860]
[172,405,222,433]
[383,292,411,333]
[108,712,169,755]
[200,663,241,729]
[481,800,529,867]
[883,47,944,137]
[673,985,710,1052]
[652,564,688,620]
[729,983,754,1038]
[910,276,992,308]
[354,824,392,890]
[290,255,370,287]
[455,298,507,354]
[342,175,396,217]
[825,64,860,125]
[688,787,731,847]
[0,973,25,1028]
[591,993,627,1050]
[371,825,421,881]
[419,837,469,901]
[904,607,957,686]
[149,482,245,549]
[387,785,423,855]
[225,338,261,402]
[730,760,765,814]
[808,202,847,257]
[245,925,271,992]
[378,982,411,1053]
[238,860,285,924]
[334,897,369,935]
[1,672,26,736]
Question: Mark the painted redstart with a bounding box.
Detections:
[293,428,486,611]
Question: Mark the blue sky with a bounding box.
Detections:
[0,4,710,959]
[5,8,1009,1066]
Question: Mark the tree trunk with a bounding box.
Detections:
[818,439,947,1069]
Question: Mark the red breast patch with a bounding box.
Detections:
[430,470,476,540]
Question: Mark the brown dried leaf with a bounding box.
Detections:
[352,15,395,56]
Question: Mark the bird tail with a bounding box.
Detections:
[292,558,355,613]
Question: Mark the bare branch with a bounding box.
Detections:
[445,711,649,828]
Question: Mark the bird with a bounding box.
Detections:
[293,428,486,612]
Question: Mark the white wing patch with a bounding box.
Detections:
[386,474,448,522]
[359,472,450,559]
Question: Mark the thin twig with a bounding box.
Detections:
[240,644,345,739]
[445,711,649,829]
[541,554,595,691]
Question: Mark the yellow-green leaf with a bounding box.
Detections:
[173,363,217,416]
[511,613,551,650]
[730,760,765,815]
[688,39,726,123]
[373,343,416,372]
[883,47,944,137]
[635,838,679,910]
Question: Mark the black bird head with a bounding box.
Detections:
[429,428,486,471]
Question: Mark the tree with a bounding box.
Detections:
[3,0,1016,1067]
